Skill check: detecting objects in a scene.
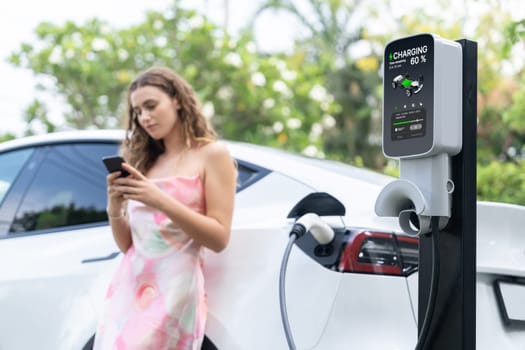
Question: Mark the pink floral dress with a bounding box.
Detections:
[94,175,207,350]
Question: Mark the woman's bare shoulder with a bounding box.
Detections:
[199,141,232,159]
[199,141,236,181]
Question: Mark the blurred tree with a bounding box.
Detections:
[23,99,55,136]
[253,0,384,168]
[501,18,525,158]
[475,15,525,205]
[8,1,338,156]
[477,160,525,204]
[473,10,518,163]
[254,0,365,64]
[0,133,15,143]
[8,0,525,205]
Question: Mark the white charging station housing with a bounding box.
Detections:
[383,33,462,159]
[376,33,463,235]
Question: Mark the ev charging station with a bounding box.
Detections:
[375,33,477,349]
[279,33,477,350]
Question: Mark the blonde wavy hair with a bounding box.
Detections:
[121,67,216,173]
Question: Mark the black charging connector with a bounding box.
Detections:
[289,223,307,239]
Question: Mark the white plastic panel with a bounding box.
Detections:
[203,227,341,349]
[315,273,417,349]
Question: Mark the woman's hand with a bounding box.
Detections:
[106,171,126,215]
[112,163,164,209]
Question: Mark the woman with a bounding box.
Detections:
[94,66,237,349]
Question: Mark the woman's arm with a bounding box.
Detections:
[107,212,132,253]
[106,172,133,253]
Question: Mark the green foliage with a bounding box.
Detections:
[323,62,382,167]
[502,18,525,148]
[23,99,55,136]
[502,19,525,56]
[254,0,383,167]
[483,16,525,205]
[478,160,525,205]
[8,2,338,156]
[474,11,525,205]
[8,0,525,205]
[0,133,16,143]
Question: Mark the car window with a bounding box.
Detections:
[5,144,267,234]
[233,142,393,186]
[236,160,270,192]
[9,143,118,234]
[0,148,33,206]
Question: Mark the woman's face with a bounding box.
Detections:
[130,85,181,140]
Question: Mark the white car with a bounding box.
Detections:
[0,130,524,349]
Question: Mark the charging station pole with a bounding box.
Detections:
[417,39,477,349]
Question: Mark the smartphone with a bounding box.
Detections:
[102,155,130,177]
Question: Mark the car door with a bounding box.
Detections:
[203,160,348,350]
[0,142,122,350]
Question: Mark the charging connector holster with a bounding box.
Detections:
[375,154,452,235]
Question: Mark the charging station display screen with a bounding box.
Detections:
[383,34,434,157]
[392,108,426,140]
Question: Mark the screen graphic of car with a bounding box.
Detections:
[392,74,424,97]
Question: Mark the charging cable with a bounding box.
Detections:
[280,213,438,349]
[414,216,440,350]
[279,213,335,350]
